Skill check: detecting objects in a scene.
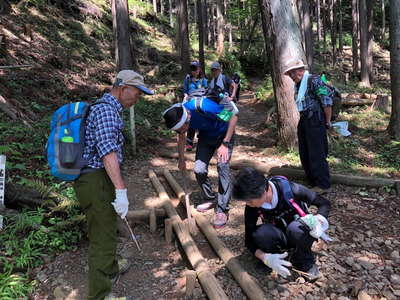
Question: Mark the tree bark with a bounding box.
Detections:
[317,0,322,42]
[330,0,337,64]
[153,0,158,15]
[204,0,209,46]
[160,0,164,15]
[380,0,385,40]
[240,14,260,56]
[177,0,190,75]
[366,0,374,82]
[303,0,314,71]
[388,0,400,139]
[169,0,174,27]
[359,0,371,87]
[338,0,343,52]
[216,0,224,54]
[352,0,359,76]
[322,0,327,51]
[259,0,303,149]
[209,3,216,49]
[197,0,205,71]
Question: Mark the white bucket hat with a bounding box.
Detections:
[283,58,306,75]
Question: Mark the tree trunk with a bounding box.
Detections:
[259,0,303,149]
[317,0,322,42]
[204,0,209,46]
[177,0,190,75]
[169,0,174,27]
[330,0,337,64]
[197,0,205,71]
[153,0,158,15]
[366,0,374,82]
[388,0,400,139]
[240,14,260,56]
[216,0,224,54]
[359,0,371,87]
[338,0,343,52]
[381,0,385,40]
[209,3,216,49]
[303,0,314,71]
[322,0,327,51]
[297,0,305,49]
[352,0,359,76]
[161,0,164,15]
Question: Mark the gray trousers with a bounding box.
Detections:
[194,133,234,213]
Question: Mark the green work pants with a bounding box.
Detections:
[74,169,118,300]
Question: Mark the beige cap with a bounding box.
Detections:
[114,70,154,95]
[283,58,306,75]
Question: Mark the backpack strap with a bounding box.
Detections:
[270,176,307,217]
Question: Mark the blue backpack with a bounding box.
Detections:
[46,101,104,181]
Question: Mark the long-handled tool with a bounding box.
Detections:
[181,170,196,234]
[123,217,142,251]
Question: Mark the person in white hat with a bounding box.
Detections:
[284,58,334,193]
[209,61,238,102]
[73,70,153,300]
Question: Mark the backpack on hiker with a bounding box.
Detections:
[232,72,241,102]
[46,101,102,181]
[307,74,342,121]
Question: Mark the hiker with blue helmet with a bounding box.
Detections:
[209,61,238,102]
[183,61,208,151]
[232,167,331,280]
[74,70,153,300]
[284,58,334,194]
[162,90,239,228]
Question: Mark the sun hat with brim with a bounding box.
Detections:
[283,59,306,75]
[114,70,154,95]
[210,62,221,70]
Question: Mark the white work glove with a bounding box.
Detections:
[262,252,292,278]
[112,189,129,219]
[301,214,329,240]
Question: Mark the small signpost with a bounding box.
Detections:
[0,155,6,230]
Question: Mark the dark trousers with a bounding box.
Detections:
[298,110,331,189]
[74,169,118,300]
[253,221,315,271]
[194,134,234,213]
[186,127,196,144]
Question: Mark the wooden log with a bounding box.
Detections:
[185,270,197,297]
[126,209,166,223]
[341,98,375,106]
[149,208,157,233]
[164,218,173,243]
[372,94,390,113]
[163,170,267,300]
[148,169,229,300]
[162,169,185,201]
[269,167,400,188]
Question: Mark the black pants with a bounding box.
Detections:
[253,221,315,271]
[298,110,331,189]
[194,134,234,213]
[186,127,196,144]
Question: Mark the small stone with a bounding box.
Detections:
[390,250,399,260]
[305,294,314,300]
[280,290,290,297]
[296,277,306,284]
[345,257,354,267]
[357,290,372,300]
[358,259,374,270]
[390,274,400,285]
[393,290,400,297]
[53,286,67,299]
[365,231,373,238]
[337,296,350,300]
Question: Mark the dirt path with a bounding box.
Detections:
[32,92,400,300]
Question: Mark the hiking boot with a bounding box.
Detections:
[212,212,229,229]
[111,258,131,284]
[185,143,193,152]
[304,264,321,281]
[196,201,215,212]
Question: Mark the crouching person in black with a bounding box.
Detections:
[232,167,331,279]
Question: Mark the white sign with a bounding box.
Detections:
[0,155,5,209]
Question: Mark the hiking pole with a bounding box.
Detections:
[123,217,141,252]
[181,170,196,234]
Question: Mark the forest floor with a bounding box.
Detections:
[31,91,400,300]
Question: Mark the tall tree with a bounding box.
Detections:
[204,0,209,46]
[352,0,359,76]
[177,0,190,75]
[359,0,371,87]
[153,0,158,15]
[197,0,205,70]
[216,0,225,54]
[111,0,137,153]
[330,0,337,64]
[380,0,385,40]
[317,0,322,42]
[366,0,374,81]
[388,0,400,139]
[303,0,314,71]
[258,0,304,149]
[338,0,343,52]
[169,0,174,27]
[209,3,216,49]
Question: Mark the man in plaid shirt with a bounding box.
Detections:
[73,70,153,300]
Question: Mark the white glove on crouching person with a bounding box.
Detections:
[301,214,329,239]
[112,189,129,219]
[262,252,292,278]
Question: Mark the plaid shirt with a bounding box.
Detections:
[83,93,124,169]
[295,75,333,112]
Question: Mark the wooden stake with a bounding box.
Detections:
[163,170,267,300]
[185,270,197,297]
[149,208,157,233]
[126,209,166,223]
[148,169,228,300]
[164,218,173,243]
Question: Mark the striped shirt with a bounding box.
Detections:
[83,93,124,169]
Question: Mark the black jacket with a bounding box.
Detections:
[245,178,331,254]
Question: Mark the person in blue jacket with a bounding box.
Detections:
[162,90,239,228]
[183,61,208,152]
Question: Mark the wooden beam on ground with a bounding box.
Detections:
[0,64,33,69]
[149,208,157,233]
[164,218,173,243]
[163,170,267,300]
[269,167,400,188]
[126,208,166,223]
[148,169,229,300]
[185,270,197,297]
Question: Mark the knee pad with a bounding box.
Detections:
[194,160,208,174]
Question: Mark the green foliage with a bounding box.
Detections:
[0,272,35,300]
[255,77,274,102]
[217,51,249,89]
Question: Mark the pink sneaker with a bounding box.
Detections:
[196,201,215,212]
[212,212,228,229]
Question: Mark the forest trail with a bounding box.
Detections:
[32,89,400,300]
